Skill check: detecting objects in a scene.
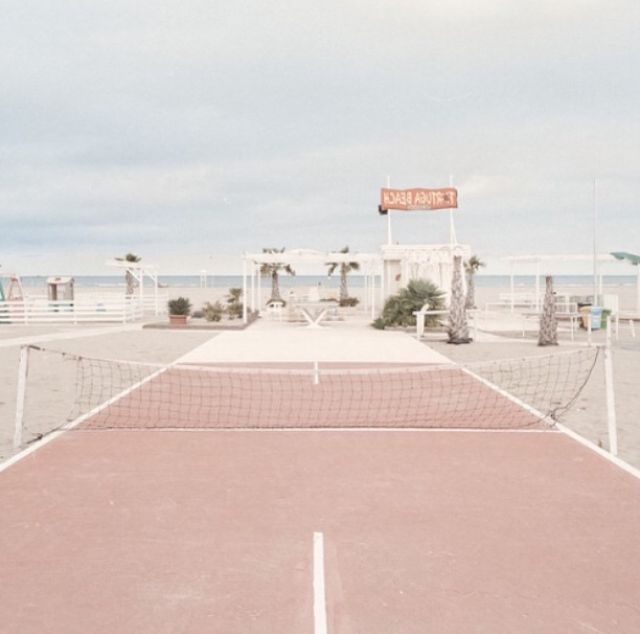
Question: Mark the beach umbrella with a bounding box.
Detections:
[611,251,640,314]
[538,275,558,346]
[448,255,471,344]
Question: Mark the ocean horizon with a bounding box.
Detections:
[18,274,638,290]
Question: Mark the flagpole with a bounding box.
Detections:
[593,178,598,306]
[449,173,457,247]
[386,175,392,245]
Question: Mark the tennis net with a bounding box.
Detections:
[11,345,600,448]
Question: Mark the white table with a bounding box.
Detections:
[298,301,336,328]
[521,311,581,341]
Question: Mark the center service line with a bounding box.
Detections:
[313,531,328,634]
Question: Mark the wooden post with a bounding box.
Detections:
[13,346,30,450]
[604,316,618,456]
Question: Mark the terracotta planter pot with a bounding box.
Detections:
[169,314,188,327]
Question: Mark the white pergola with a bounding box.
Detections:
[105,260,162,315]
[242,249,382,323]
[501,253,617,312]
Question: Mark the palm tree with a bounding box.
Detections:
[115,253,141,295]
[259,248,295,304]
[538,276,558,346]
[448,256,472,344]
[327,246,360,304]
[464,255,485,309]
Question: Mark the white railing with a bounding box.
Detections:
[0,298,145,324]
[123,293,169,315]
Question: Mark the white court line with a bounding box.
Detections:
[555,423,640,480]
[461,365,640,481]
[0,363,169,474]
[0,342,215,473]
[64,427,555,434]
[313,531,328,634]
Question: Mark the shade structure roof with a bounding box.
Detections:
[502,254,617,264]
[244,249,380,265]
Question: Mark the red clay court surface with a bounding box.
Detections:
[1,428,639,633]
[76,361,546,430]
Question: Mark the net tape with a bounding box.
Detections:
[15,345,600,445]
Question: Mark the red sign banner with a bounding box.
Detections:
[379,187,458,213]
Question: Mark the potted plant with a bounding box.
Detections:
[168,297,191,326]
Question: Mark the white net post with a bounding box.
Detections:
[604,316,618,456]
[313,361,320,386]
[13,345,30,450]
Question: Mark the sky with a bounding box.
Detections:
[1,1,639,275]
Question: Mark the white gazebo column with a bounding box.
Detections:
[138,269,144,317]
[242,258,248,323]
[250,264,255,313]
[363,271,369,312]
[152,271,159,316]
[536,260,540,312]
[370,268,376,320]
[257,269,262,314]
[509,261,515,314]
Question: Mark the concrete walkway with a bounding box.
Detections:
[179,319,453,364]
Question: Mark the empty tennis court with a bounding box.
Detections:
[1,428,640,633]
[1,327,639,633]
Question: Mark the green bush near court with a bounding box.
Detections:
[373,279,445,329]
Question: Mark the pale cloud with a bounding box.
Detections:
[0,1,639,275]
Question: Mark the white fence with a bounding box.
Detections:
[0,297,147,324]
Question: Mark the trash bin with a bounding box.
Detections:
[590,307,603,330]
[578,305,592,329]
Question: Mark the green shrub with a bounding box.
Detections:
[203,301,224,322]
[376,279,445,328]
[372,317,386,330]
[191,309,205,319]
[339,297,359,307]
[168,297,192,316]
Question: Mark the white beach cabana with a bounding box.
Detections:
[241,249,382,323]
[381,243,471,305]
